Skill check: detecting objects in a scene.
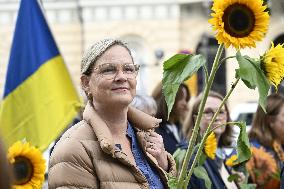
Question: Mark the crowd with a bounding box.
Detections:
[1,38,284,189]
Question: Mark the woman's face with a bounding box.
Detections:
[85,45,137,107]
[172,87,189,122]
[270,104,284,143]
[200,96,227,138]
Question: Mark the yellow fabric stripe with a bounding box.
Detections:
[0,56,82,151]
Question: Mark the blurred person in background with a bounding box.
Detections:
[152,82,190,155]
[131,94,157,116]
[184,91,236,189]
[48,39,176,189]
[0,138,12,189]
[248,93,284,188]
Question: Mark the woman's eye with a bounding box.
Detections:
[100,66,116,74]
[124,65,135,73]
[204,111,213,115]
[219,110,226,114]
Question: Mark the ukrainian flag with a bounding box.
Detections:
[0,0,82,151]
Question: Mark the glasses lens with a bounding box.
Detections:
[99,64,117,75]
[123,64,135,73]
[96,63,139,80]
[123,64,139,79]
[203,109,227,119]
[203,111,214,119]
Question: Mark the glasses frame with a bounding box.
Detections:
[92,63,140,80]
[202,109,227,119]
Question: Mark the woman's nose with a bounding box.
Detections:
[114,69,127,81]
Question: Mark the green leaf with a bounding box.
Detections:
[271,171,281,181]
[193,166,212,189]
[236,51,270,112]
[234,122,252,164]
[239,183,257,189]
[198,151,207,166]
[173,148,187,172]
[164,54,192,70]
[167,176,178,189]
[163,54,206,119]
[227,174,240,182]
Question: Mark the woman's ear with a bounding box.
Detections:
[81,75,90,93]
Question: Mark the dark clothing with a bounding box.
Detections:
[188,158,229,189]
[156,122,186,154]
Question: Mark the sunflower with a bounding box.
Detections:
[225,154,238,167]
[246,147,278,186]
[204,132,217,159]
[7,141,46,189]
[261,43,284,89]
[209,0,269,49]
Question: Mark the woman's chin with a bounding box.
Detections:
[214,128,225,137]
[110,95,133,105]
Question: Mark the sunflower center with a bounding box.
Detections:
[223,4,255,37]
[13,156,33,185]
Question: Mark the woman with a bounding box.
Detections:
[48,39,176,189]
[248,93,284,188]
[152,82,190,154]
[184,91,236,189]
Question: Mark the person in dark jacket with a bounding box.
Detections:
[152,82,190,154]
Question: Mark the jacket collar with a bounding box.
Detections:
[82,102,161,157]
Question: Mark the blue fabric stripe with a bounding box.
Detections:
[126,123,164,189]
[4,0,59,97]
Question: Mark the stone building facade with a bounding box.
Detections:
[0,0,284,108]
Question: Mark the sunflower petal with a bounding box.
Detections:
[209,0,269,49]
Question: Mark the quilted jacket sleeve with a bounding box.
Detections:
[48,138,99,189]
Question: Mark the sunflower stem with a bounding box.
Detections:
[209,121,240,133]
[176,44,224,188]
[219,56,236,65]
[183,76,240,187]
[203,65,209,85]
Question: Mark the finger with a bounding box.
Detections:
[146,142,162,152]
[147,133,163,143]
[145,140,164,151]
[144,132,150,141]
[146,143,164,153]
[149,131,161,138]
[146,147,160,157]
[145,141,155,148]
[147,135,161,144]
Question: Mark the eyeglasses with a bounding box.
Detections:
[203,109,227,119]
[93,63,140,80]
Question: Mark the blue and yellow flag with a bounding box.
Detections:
[0,0,81,151]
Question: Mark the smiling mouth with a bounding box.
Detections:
[111,87,129,91]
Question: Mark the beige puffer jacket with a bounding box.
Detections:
[48,103,177,189]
